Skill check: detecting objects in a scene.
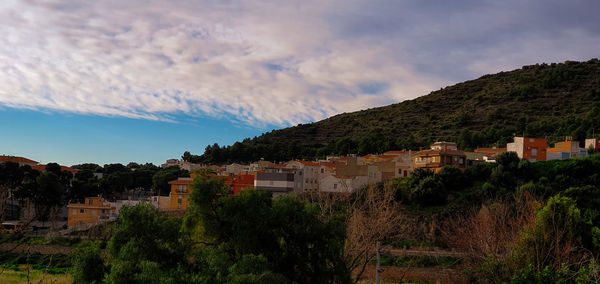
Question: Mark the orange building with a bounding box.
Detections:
[413,142,466,172]
[223,173,255,195]
[506,137,547,162]
[547,137,587,160]
[67,197,114,227]
[168,177,193,210]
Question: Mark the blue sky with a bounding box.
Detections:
[0,0,599,166]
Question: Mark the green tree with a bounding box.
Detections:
[105,203,184,283]
[72,245,106,284]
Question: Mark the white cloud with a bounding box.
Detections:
[0,0,597,127]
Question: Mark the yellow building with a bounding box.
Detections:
[67,197,114,227]
[169,177,194,210]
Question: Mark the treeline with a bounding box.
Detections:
[0,161,188,221]
[73,175,351,283]
[185,59,600,164]
[393,153,600,281]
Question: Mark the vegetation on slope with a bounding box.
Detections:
[185,59,600,164]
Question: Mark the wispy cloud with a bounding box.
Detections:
[0,0,598,127]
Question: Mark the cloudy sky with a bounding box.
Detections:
[1,0,598,165]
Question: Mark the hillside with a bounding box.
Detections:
[188,59,600,164]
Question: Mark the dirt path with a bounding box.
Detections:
[383,247,467,258]
[0,243,73,255]
[358,265,466,284]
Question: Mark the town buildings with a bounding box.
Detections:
[0,155,39,167]
[67,197,115,227]
[506,137,547,162]
[168,177,193,210]
[413,142,467,172]
[585,138,600,151]
[547,137,588,160]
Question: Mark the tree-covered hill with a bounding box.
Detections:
[187,59,600,164]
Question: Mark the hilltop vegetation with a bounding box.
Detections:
[186,59,600,164]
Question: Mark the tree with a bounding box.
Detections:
[514,195,591,272]
[183,175,352,283]
[72,245,106,284]
[105,203,184,283]
[151,167,189,195]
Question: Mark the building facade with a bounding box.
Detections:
[413,142,466,172]
[506,137,547,162]
[67,197,115,227]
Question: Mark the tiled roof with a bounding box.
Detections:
[0,155,38,165]
[272,164,287,168]
[168,177,193,184]
[319,162,338,169]
[383,150,410,155]
[31,165,79,173]
[296,160,320,167]
[414,149,466,156]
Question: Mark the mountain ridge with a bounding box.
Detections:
[186,59,600,164]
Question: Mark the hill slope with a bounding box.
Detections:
[188,59,600,164]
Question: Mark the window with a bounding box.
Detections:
[530,138,535,142]
[88,199,93,205]
[91,210,96,216]
[398,169,402,174]
[306,178,309,183]
[178,196,182,203]
[532,148,537,157]
[321,168,324,173]
[403,170,408,177]
[80,209,85,214]
[72,209,77,215]
[334,184,337,189]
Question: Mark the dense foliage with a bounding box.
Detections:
[0,161,188,221]
[184,59,600,164]
[393,153,600,282]
[75,175,351,283]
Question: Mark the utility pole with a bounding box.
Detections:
[376,241,384,284]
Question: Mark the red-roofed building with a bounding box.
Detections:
[32,165,79,174]
[223,173,255,195]
[0,155,39,167]
[474,147,507,159]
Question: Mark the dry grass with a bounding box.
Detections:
[0,267,72,284]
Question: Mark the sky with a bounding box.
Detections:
[0,0,599,166]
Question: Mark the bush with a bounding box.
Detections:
[72,245,105,284]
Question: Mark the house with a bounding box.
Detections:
[506,137,547,162]
[0,155,39,167]
[286,160,321,192]
[413,142,466,172]
[223,173,255,195]
[67,197,115,227]
[32,164,79,174]
[225,163,250,175]
[319,175,368,194]
[585,138,600,151]
[168,177,194,210]
[161,159,204,171]
[474,147,507,162]
[382,150,414,178]
[547,137,587,160]
[254,167,303,198]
